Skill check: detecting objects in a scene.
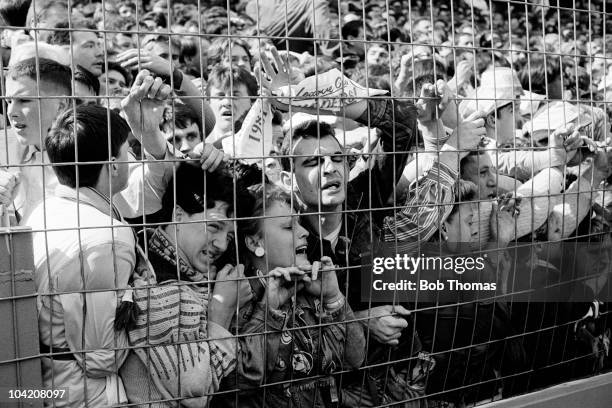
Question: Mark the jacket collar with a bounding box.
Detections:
[54,185,122,221]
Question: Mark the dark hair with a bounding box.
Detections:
[27,0,67,27]
[206,64,258,99]
[0,0,30,26]
[46,105,130,188]
[161,103,202,138]
[43,18,97,45]
[518,52,561,95]
[161,163,236,222]
[236,183,293,264]
[459,150,486,179]
[207,37,252,68]
[75,67,100,96]
[105,61,133,88]
[401,58,447,97]
[142,11,167,28]
[279,120,337,171]
[8,57,72,95]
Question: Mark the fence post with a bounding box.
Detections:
[0,227,42,408]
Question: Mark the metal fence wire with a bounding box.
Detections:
[0,0,611,407]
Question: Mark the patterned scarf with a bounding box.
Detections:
[146,227,206,283]
[128,227,210,382]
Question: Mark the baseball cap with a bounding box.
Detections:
[522,101,580,135]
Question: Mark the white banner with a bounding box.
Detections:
[276,69,387,112]
[222,99,273,164]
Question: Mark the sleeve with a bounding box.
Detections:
[60,240,135,378]
[383,160,458,242]
[550,176,593,238]
[491,149,566,182]
[350,98,419,208]
[115,147,178,219]
[319,301,366,370]
[233,302,286,387]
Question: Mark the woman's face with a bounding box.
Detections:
[253,201,309,269]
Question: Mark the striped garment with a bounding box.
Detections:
[125,228,236,406]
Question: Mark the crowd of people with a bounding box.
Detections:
[0,0,611,407]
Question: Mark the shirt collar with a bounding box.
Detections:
[21,144,41,162]
[54,185,122,221]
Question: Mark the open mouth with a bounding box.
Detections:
[13,123,26,130]
[321,181,341,191]
[295,245,307,255]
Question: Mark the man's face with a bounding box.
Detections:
[208,83,252,133]
[165,122,201,155]
[414,20,433,43]
[366,45,389,66]
[490,102,517,145]
[6,77,65,148]
[176,201,234,274]
[112,140,130,194]
[99,70,128,96]
[462,153,497,199]
[292,135,347,210]
[147,40,180,64]
[72,31,103,76]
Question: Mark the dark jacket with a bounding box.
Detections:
[215,268,366,408]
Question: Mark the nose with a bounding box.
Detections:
[486,176,496,188]
[211,232,229,254]
[180,139,191,153]
[296,223,309,240]
[322,156,336,174]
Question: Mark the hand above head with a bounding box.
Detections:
[116,49,174,78]
[447,110,487,156]
[416,80,450,122]
[256,46,295,95]
[121,69,172,139]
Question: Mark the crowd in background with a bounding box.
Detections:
[0,0,611,407]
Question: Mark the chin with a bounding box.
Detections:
[295,255,310,266]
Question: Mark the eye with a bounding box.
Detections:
[207,223,219,232]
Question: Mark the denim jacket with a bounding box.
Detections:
[215,271,366,408]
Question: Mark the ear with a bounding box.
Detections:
[485,112,496,128]
[174,205,186,223]
[109,156,119,176]
[244,234,262,255]
[280,170,298,192]
[57,97,69,114]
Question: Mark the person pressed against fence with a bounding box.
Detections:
[120,163,250,407]
[160,102,203,156]
[214,184,365,407]
[26,104,135,408]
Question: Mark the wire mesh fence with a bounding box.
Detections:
[0,0,610,407]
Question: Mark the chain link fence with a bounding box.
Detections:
[0,0,611,407]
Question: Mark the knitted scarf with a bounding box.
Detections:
[128,227,210,382]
